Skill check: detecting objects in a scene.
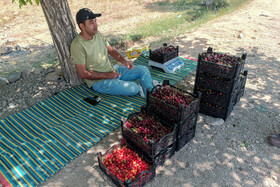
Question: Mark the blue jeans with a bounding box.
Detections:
[92,65,153,97]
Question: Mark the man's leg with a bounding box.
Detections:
[117,65,153,96]
[92,79,139,96]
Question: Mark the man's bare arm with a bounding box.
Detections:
[107,44,133,69]
[75,64,121,80]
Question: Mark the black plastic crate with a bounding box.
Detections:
[194,71,240,94]
[176,126,196,152]
[194,87,237,109]
[126,138,176,167]
[97,138,156,187]
[235,88,245,105]
[146,80,201,123]
[236,70,248,92]
[153,143,176,166]
[234,70,248,105]
[149,45,179,64]
[197,47,246,79]
[121,108,177,159]
[176,112,198,138]
[199,101,235,120]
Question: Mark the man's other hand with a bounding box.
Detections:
[108,71,122,79]
[124,60,134,69]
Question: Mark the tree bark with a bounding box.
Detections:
[40,0,83,86]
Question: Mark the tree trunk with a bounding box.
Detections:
[40,0,83,86]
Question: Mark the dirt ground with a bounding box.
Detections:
[0,0,280,186]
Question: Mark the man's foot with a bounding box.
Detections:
[152,80,162,87]
[268,134,280,148]
[138,84,145,98]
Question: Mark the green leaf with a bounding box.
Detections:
[137,116,143,121]
[27,0,33,5]
[241,141,248,147]
[35,0,40,5]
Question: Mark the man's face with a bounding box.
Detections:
[81,18,98,36]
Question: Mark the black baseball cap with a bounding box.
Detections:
[76,8,101,24]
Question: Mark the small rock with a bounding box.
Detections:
[8,103,16,109]
[33,92,42,99]
[15,45,21,51]
[28,48,34,53]
[6,38,17,43]
[46,71,60,81]
[205,117,224,126]
[21,69,31,79]
[0,77,9,86]
[23,91,29,96]
[259,14,268,17]
[238,33,243,39]
[34,69,41,75]
[0,46,12,55]
[8,72,21,83]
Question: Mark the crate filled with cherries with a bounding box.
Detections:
[197,47,246,79]
[147,80,201,124]
[149,43,179,63]
[121,107,177,166]
[97,138,156,187]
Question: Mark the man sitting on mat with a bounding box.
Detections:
[71,8,158,97]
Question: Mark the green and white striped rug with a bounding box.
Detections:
[0,53,197,187]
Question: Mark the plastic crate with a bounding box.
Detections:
[236,70,248,92]
[149,46,179,64]
[235,88,245,105]
[199,101,235,120]
[176,112,198,138]
[97,138,156,187]
[197,47,246,79]
[194,87,237,109]
[146,80,201,123]
[126,138,176,167]
[194,71,240,94]
[121,108,177,159]
[153,143,176,166]
[176,126,196,152]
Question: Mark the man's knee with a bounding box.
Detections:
[125,82,140,96]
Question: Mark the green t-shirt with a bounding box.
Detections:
[70,32,114,88]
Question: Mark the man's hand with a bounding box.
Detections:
[75,64,121,80]
[107,71,121,79]
[108,45,134,69]
[123,60,134,69]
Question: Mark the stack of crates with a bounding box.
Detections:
[194,47,248,120]
[121,106,178,167]
[146,80,201,152]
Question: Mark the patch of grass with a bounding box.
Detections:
[129,14,186,39]
[108,37,127,47]
[125,0,251,47]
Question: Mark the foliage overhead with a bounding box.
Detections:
[12,0,40,8]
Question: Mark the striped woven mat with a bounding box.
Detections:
[0,53,197,187]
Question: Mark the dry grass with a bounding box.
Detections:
[0,0,173,48]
